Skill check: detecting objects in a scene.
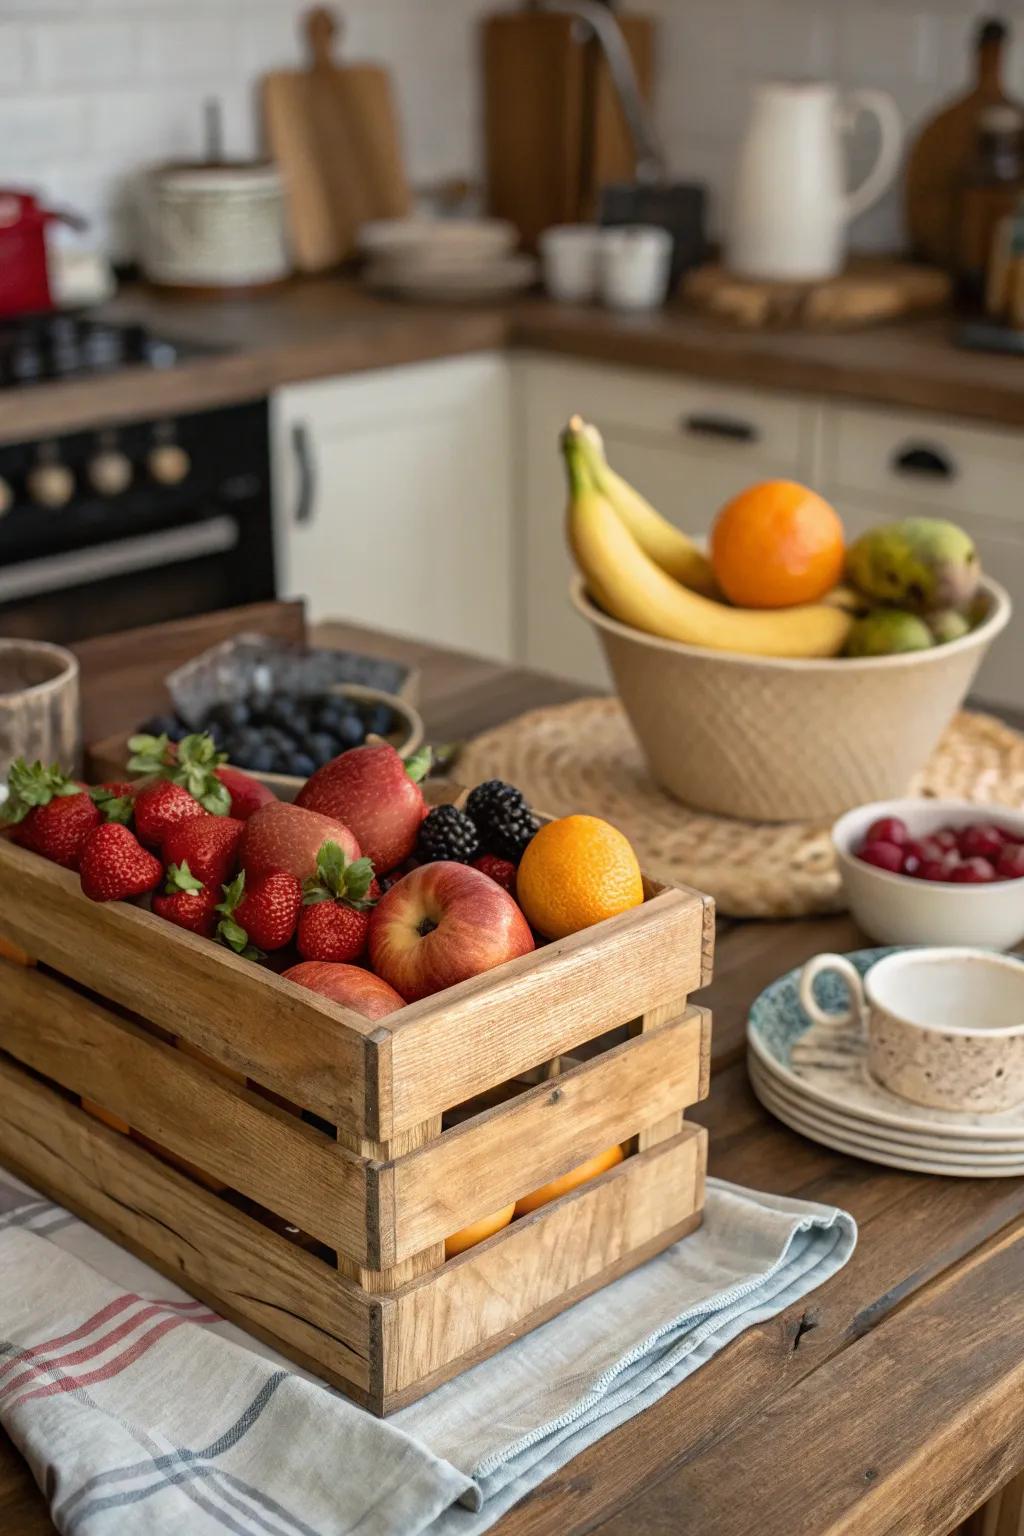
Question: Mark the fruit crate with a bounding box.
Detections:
[0,793,714,1415]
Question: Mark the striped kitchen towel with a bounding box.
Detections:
[0,1172,856,1534]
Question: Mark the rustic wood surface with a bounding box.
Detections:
[2,616,1023,1531]
[6,279,1024,449]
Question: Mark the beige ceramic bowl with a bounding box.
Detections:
[572,574,1011,823]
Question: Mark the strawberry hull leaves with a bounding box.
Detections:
[127,731,231,817]
[1,759,82,825]
[302,840,377,909]
[2,760,100,869]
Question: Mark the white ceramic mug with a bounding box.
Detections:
[598,225,672,311]
[539,224,603,304]
[799,948,1024,1114]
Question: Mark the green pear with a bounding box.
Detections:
[846,518,980,613]
[927,608,972,644]
[844,609,936,657]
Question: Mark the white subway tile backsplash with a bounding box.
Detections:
[34,17,138,86]
[0,22,31,87]
[0,94,89,164]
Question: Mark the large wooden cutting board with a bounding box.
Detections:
[263,6,411,272]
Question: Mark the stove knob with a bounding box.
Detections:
[28,462,75,510]
[148,443,191,486]
[88,449,132,497]
[0,477,13,517]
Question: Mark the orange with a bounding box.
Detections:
[514,1145,624,1216]
[709,480,845,609]
[445,1203,516,1258]
[516,815,643,939]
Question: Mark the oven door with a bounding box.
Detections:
[0,512,274,644]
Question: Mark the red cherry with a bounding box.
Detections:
[933,828,960,851]
[958,824,1006,861]
[865,816,909,847]
[996,843,1024,880]
[858,840,905,873]
[918,856,959,882]
[951,856,997,883]
[901,852,921,876]
[905,837,944,865]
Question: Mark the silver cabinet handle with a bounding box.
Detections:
[681,413,760,444]
[291,422,317,524]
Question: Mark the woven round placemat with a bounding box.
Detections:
[458,701,1024,919]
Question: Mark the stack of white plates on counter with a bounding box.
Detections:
[359,217,537,302]
[747,947,1024,1177]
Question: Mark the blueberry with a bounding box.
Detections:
[138,712,180,737]
[315,704,348,732]
[306,731,338,766]
[205,720,226,748]
[166,715,191,743]
[336,715,366,748]
[364,705,394,738]
[288,752,316,777]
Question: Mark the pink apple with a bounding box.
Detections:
[368,860,535,1003]
[281,961,405,1019]
[239,801,361,882]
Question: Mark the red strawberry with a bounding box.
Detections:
[296,840,378,963]
[215,764,276,821]
[239,801,361,882]
[88,781,137,826]
[2,760,100,869]
[152,862,218,936]
[127,730,231,815]
[133,780,206,847]
[163,815,244,887]
[472,854,517,896]
[217,869,302,955]
[79,823,163,902]
[296,743,431,873]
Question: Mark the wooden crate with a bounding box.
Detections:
[0,818,713,1414]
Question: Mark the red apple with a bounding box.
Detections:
[296,742,429,873]
[239,801,361,882]
[368,860,535,1003]
[281,960,405,1019]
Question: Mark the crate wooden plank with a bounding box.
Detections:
[383,1006,709,1264]
[380,1124,707,1406]
[0,961,373,1262]
[383,887,713,1136]
[0,1055,374,1394]
[0,839,380,1126]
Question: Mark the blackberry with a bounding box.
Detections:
[465,779,539,863]
[416,804,480,863]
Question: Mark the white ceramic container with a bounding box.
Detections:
[832,797,1024,951]
[540,224,603,303]
[598,225,672,311]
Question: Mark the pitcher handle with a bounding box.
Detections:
[841,88,903,223]
[798,953,867,1037]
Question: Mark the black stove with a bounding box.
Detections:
[0,312,205,389]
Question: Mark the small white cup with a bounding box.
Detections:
[539,224,602,304]
[598,225,673,311]
[799,948,1024,1114]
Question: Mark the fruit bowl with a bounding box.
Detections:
[833,798,1024,950]
[572,574,1011,823]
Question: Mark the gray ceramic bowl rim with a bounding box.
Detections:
[0,639,78,702]
[832,797,1024,894]
[570,572,1011,672]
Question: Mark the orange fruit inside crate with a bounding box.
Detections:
[709,479,845,609]
[445,1203,516,1257]
[517,815,643,940]
[514,1145,624,1216]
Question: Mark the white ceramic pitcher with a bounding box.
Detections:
[726,81,903,282]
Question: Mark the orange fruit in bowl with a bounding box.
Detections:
[709,480,845,609]
[514,1145,624,1216]
[445,1203,516,1257]
[516,815,643,939]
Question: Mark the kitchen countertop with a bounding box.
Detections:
[4,277,1024,443]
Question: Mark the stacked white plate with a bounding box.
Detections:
[747,948,1024,1177]
[359,217,537,303]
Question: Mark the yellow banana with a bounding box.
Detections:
[569,417,719,598]
[563,436,851,660]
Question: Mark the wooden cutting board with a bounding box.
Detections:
[905,18,1019,268]
[683,259,951,331]
[263,6,411,273]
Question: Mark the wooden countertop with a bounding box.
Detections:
[4,278,1024,444]
[2,609,1023,1536]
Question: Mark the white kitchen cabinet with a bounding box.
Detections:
[515,353,820,686]
[273,354,513,660]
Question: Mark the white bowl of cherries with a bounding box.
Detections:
[832,798,1024,951]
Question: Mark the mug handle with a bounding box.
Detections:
[798,953,867,1035]
[841,88,903,223]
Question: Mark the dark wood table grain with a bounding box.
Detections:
[2,612,1023,1536]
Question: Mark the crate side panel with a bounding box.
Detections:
[387,889,708,1135]
[0,1055,373,1391]
[0,839,377,1127]
[390,1006,708,1261]
[0,961,372,1262]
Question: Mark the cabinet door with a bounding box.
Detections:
[273,354,513,659]
[517,354,818,686]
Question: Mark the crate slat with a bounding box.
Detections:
[0,1055,374,1396]
[378,1124,707,1411]
[382,1005,709,1264]
[0,839,380,1126]
[382,887,712,1136]
[0,961,374,1262]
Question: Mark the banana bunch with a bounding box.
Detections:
[562,419,852,660]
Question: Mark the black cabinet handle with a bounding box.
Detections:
[891,444,957,481]
[680,413,760,444]
[291,422,316,524]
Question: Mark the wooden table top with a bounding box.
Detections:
[3,613,1024,1535]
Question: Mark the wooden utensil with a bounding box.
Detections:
[262,7,411,273]
[905,18,1021,267]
